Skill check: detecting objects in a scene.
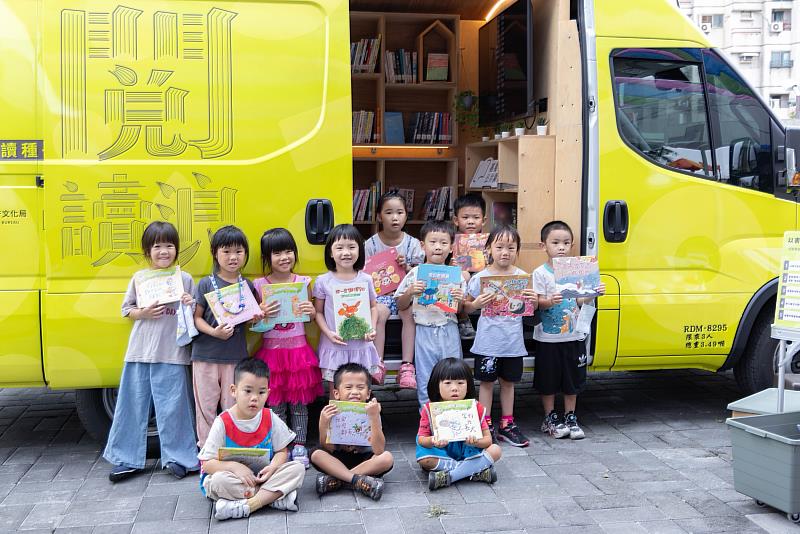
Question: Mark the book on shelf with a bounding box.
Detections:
[384,111,404,144]
[332,280,373,340]
[407,112,451,144]
[425,52,449,81]
[384,49,417,83]
[552,256,602,300]
[468,158,498,189]
[365,248,403,296]
[492,202,517,227]
[428,399,483,442]
[453,233,489,273]
[350,35,381,73]
[352,180,382,222]
[390,188,414,213]
[420,185,454,221]
[134,266,184,308]
[327,401,371,446]
[480,274,535,317]
[250,282,310,333]
[352,110,377,144]
[415,264,461,314]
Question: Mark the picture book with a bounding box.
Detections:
[327,400,372,447]
[134,266,184,308]
[204,281,261,327]
[552,256,602,299]
[453,233,489,273]
[426,52,449,81]
[364,248,403,296]
[428,399,483,442]
[415,264,462,314]
[251,282,309,333]
[218,447,270,474]
[332,281,373,340]
[384,111,405,144]
[480,274,535,317]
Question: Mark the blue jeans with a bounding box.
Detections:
[415,322,462,407]
[103,362,199,470]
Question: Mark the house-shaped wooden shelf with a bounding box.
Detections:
[416,20,456,83]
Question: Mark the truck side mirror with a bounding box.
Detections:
[786,127,800,188]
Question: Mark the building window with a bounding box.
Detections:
[740,11,754,21]
[739,54,757,65]
[770,94,790,109]
[770,51,793,68]
[700,14,724,28]
[772,10,792,30]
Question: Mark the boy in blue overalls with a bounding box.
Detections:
[199,358,305,521]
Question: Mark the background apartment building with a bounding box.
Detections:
[679,0,800,123]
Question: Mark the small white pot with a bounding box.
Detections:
[536,125,547,135]
[481,136,490,142]
[514,127,526,136]
[494,134,502,140]
[501,131,511,138]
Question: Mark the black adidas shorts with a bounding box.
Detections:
[473,355,523,383]
[533,340,587,395]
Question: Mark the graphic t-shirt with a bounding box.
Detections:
[533,263,584,343]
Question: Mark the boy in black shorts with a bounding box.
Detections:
[311,363,394,500]
[533,221,605,440]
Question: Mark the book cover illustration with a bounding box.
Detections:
[426,52,449,81]
[480,274,535,317]
[364,248,403,296]
[327,400,372,447]
[204,281,261,327]
[429,399,483,442]
[552,256,602,299]
[332,281,373,340]
[218,447,270,474]
[134,266,184,308]
[415,264,462,314]
[453,233,489,273]
[251,282,309,333]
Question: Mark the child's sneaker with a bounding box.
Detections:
[486,422,498,445]
[164,461,187,479]
[269,490,299,512]
[458,319,476,339]
[291,444,310,469]
[215,498,250,520]
[315,473,342,495]
[371,361,386,385]
[469,465,497,484]
[398,362,417,389]
[564,412,585,440]
[498,422,530,447]
[541,411,570,439]
[428,470,451,490]
[353,475,384,501]
[109,465,142,483]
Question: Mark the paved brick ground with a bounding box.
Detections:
[1,370,799,533]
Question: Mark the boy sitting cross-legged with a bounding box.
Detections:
[311,363,394,501]
[199,358,305,521]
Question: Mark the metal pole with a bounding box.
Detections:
[778,339,787,413]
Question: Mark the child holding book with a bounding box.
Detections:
[313,224,380,390]
[463,224,537,447]
[311,362,394,500]
[534,220,605,440]
[451,194,488,340]
[253,228,323,468]
[366,191,425,388]
[199,358,304,521]
[193,225,263,447]
[396,220,465,408]
[104,221,199,482]
[416,358,501,490]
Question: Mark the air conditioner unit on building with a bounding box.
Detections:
[700,23,711,33]
[771,22,783,33]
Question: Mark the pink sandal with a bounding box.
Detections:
[371,361,386,385]
[398,362,417,389]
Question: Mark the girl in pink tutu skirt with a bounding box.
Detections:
[254,228,323,468]
[313,224,380,395]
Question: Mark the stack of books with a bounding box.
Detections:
[384,50,417,83]
[408,112,451,144]
[352,111,377,144]
[353,181,382,222]
[420,186,454,221]
[351,36,381,73]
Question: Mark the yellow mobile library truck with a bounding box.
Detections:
[2,0,799,441]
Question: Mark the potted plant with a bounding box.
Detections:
[493,127,502,140]
[500,122,511,138]
[453,90,479,137]
[481,127,491,142]
[536,116,548,135]
[514,120,526,137]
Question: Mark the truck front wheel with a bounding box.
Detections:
[734,312,777,395]
[75,388,161,456]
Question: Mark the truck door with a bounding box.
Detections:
[0,2,45,386]
[597,44,794,371]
